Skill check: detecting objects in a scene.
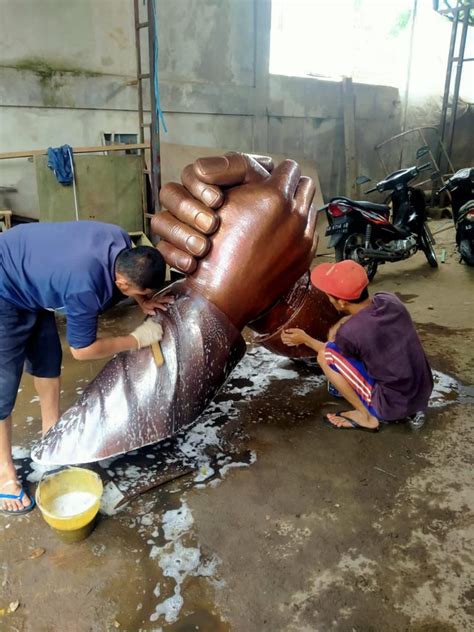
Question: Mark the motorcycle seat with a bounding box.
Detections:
[330,196,390,214]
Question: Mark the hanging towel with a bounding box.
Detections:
[47,144,74,185]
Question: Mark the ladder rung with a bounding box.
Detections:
[145,213,155,219]
[143,169,151,174]
[140,122,151,127]
[138,73,150,80]
[137,21,149,29]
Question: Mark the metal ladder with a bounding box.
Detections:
[133,0,162,234]
[437,1,474,168]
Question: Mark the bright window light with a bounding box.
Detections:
[270,0,474,101]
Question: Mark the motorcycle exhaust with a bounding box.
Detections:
[357,247,413,261]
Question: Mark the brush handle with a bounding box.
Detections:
[151,341,164,366]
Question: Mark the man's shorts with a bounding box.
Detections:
[0,297,62,419]
[324,341,380,419]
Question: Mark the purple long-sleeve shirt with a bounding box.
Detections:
[335,292,433,420]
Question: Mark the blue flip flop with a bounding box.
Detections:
[0,486,36,515]
[323,412,380,433]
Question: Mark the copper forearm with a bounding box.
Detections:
[32,284,246,465]
[249,272,339,358]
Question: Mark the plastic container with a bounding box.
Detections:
[36,467,103,543]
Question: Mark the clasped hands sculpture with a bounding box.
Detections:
[32,154,339,465]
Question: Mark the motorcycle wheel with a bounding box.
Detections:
[459,239,474,266]
[335,232,378,281]
[420,222,438,268]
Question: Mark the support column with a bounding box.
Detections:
[342,77,358,198]
[253,0,272,154]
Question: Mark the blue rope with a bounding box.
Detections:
[151,0,167,133]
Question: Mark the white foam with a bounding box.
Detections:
[141,513,154,526]
[100,480,126,516]
[159,541,201,583]
[150,593,183,623]
[49,491,97,517]
[161,503,194,541]
[11,445,30,459]
[146,499,221,625]
[193,464,215,483]
[26,461,56,483]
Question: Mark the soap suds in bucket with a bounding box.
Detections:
[49,491,97,517]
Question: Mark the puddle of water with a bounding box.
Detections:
[431,370,474,407]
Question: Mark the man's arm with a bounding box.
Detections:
[71,318,164,360]
[281,328,325,353]
[66,303,138,361]
[67,293,163,361]
[70,335,138,361]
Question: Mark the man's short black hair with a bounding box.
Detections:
[329,287,369,304]
[115,246,166,290]
[346,287,369,304]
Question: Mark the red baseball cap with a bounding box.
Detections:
[310,260,369,300]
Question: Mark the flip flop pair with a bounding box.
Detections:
[323,411,380,433]
[0,482,36,515]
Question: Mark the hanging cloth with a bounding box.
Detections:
[47,144,74,185]
[47,144,79,220]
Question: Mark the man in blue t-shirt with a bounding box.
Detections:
[282,260,433,432]
[0,221,168,514]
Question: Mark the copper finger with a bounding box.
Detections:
[151,212,210,257]
[160,182,219,234]
[181,164,224,209]
[156,241,197,274]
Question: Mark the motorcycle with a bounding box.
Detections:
[321,157,438,280]
[437,168,474,266]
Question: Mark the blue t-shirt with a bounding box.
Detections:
[0,221,131,348]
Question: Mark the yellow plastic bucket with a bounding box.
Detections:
[36,467,103,543]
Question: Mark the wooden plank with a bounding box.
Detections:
[35,154,144,232]
[0,143,149,161]
[342,77,358,198]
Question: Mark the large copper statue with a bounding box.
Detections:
[32,154,339,466]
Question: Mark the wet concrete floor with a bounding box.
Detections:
[1,222,473,631]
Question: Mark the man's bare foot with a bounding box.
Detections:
[326,409,379,430]
[0,467,33,513]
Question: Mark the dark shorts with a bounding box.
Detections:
[324,341,380,419]
[0,297,62,419]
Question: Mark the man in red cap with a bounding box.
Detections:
[282,260,433,431]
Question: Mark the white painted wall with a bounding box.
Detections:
[0,0,401,218]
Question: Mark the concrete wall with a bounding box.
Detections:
[0,0,401,218]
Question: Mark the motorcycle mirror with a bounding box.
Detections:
[355,175,371,185]
[430,170,441,181]
[416,146,430,159]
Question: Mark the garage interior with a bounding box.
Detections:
[0,1,473,631]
